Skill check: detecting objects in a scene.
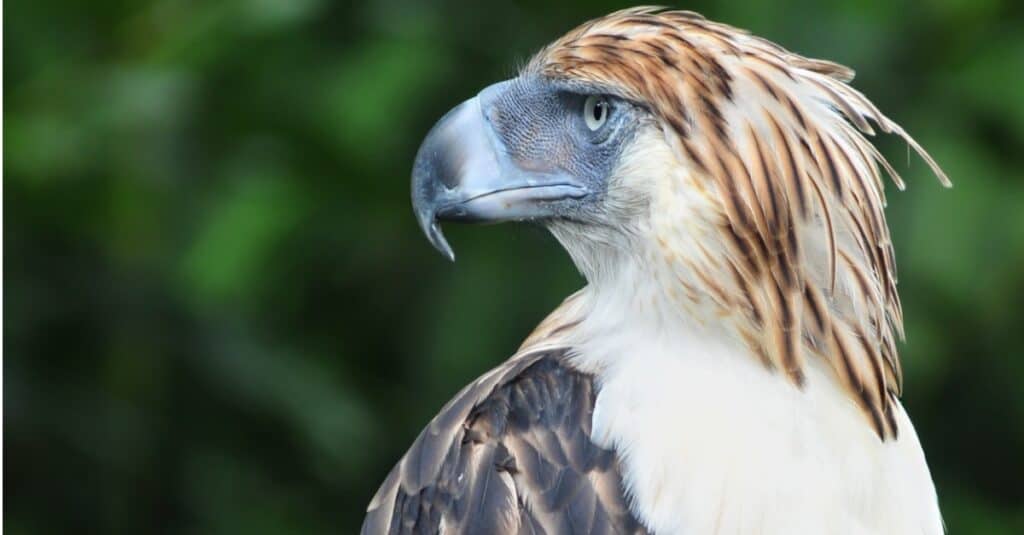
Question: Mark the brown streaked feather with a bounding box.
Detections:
[529,7,948,439]
[805,171,839,293]
[765,111,810,219]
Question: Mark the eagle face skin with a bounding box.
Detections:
[412,76,646,260]
[381,7,950,534]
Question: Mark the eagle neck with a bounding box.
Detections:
[558,231,751,375]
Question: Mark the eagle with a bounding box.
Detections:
[363,8,949,534]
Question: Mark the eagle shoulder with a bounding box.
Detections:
[361,348,645,535]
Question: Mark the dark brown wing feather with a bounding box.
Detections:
[361,349,646,535]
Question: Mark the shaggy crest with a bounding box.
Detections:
[529,7,950,439]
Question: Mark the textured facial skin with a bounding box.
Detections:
[481,77,644,222]
[409,76,648,259]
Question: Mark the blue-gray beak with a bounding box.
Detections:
[411,84,587,261]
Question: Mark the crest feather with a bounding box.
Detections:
[530,8,948,439]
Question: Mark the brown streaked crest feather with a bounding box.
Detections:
[529,7,949,440]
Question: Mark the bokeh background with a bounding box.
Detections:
[6,0,1024,532]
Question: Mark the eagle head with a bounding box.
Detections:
[411,7,948,439]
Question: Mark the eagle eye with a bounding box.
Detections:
[583,95,609,131]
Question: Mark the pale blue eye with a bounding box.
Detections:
[584,95,609,130]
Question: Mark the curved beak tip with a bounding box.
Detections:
[428,221,456,262]
[416,207,456,261]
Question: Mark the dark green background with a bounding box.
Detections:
[6,0,1024,532]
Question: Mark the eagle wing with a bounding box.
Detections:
[361,348,645,535]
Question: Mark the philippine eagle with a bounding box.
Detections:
[364,8,949,535]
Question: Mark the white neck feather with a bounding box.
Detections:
[542,130,942,534]
[547,264,941,535]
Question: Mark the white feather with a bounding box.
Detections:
[550,127,942,534]
[573,309,941,535]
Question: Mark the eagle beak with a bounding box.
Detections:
[411,83,587,261]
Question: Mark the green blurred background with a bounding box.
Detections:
[5,0,1024,532]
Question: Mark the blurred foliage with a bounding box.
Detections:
[5,0,1024,533]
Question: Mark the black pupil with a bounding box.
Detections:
[592,100,606,122]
